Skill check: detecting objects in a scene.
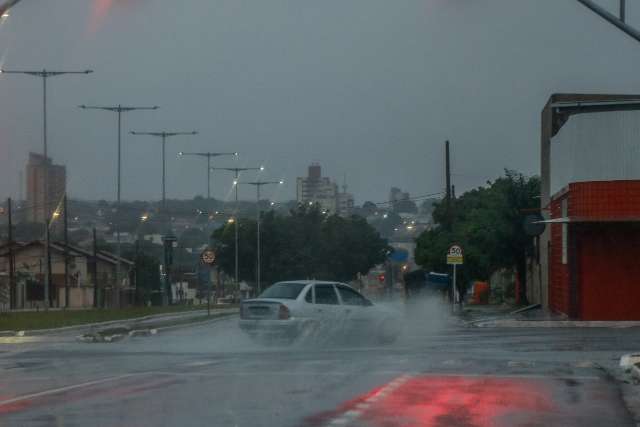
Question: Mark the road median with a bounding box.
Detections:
[0,306,238,338]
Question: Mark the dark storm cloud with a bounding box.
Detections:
[1,0,640,204]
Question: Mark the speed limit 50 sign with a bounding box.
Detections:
[447,245,464,265]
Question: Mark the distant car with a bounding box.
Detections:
[239,280,401,345]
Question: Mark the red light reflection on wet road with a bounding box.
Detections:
[360,376,555,427]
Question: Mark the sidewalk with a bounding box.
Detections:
[462,303,640,328]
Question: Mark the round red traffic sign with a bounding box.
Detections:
[200,249,216,265]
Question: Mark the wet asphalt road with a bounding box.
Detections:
[1,311,639,427]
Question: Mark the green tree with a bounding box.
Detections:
[371,211,402,238]
[212,206,388,286]
[134,253,161,305]
[122,244,161,305]
[415,170,540,303]
[178,227,208,249]
[393,199,418,214]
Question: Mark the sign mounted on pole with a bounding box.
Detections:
[446,244,463,265]
[200,248,216,265]
[200,247,217,316]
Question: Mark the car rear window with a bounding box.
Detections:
[337,285,367,306]
[259,282,307,299]
[314,284,339,305]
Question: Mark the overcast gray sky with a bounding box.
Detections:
[1,0,639,204]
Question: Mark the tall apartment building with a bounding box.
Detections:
[336,192,354,217]
[26,153,66,223]
[296,164,338,214]
[296,164,355,217]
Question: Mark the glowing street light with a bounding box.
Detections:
[177,151,238,213]
[0,0,21,18]
[210,166,264,289]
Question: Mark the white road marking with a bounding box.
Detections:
[0,374,139,407]
[323,374,411,427]
[183,360,220,367]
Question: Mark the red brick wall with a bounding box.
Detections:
[549,181,640,320]
[570,181,640,220]
[577,224,640,320]
[549,194,570,316]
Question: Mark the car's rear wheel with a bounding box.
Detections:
[377,318,401,345]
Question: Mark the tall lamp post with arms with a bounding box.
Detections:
[0,67,93,307]
[211,166,264,292]
[238,180,284,294]
[177,151,238,213]
[129,131,198,211]
[79,104,158,307]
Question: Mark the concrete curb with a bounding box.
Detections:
[75,313,236,343]
[3,308,238,337]
[474,319,640,328]
[152,313,235,334]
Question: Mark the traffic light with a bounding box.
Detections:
[378,273,385,283]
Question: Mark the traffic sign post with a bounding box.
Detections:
[200,248,216,316]
[447,245,464,311]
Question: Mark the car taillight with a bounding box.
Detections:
[278,304,290,320]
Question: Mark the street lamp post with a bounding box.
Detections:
[210,166,264,293]
[177,151,238,213]
[1,68,93,307]
[239,180,283,294]
[129,131,198,211]
[79,104,158,307]
[0,0,22,17]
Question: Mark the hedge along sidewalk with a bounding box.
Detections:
[0,305,238,336]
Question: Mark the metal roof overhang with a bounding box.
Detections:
[536,217,640,224]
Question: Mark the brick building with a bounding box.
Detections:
[534,94,640,320]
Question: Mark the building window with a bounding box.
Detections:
[561,198,568,265]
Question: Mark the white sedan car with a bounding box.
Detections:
[239,280,401,345]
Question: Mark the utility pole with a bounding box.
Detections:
[7,198,15,309]
[178,151,238,214]
[445,140,452,229]
[134,238,140,306]
[79,105,158,308]
[0,68,93,308]
[92,227,98,308]
[130,131,198,212]
[63,194,69,308]
[211,166,265,293]
[238,180,283,294]
[162,233,177,306]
